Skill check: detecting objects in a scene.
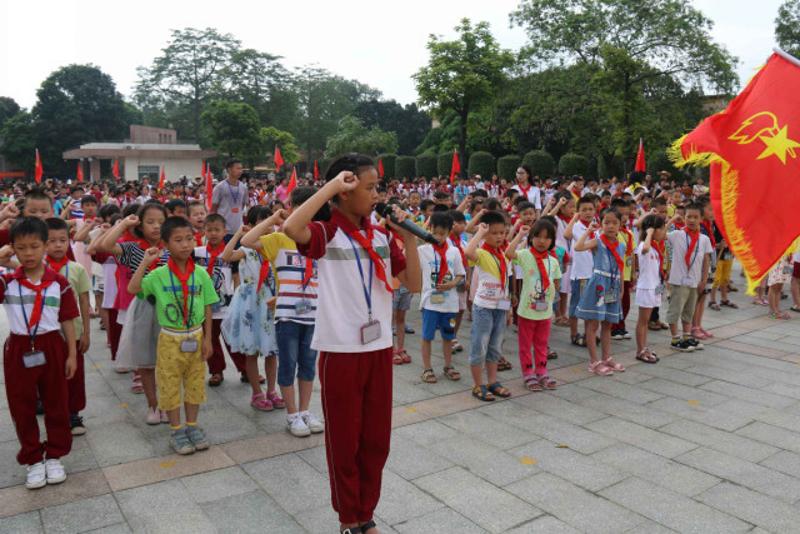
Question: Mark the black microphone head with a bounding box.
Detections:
[374,202,390,217]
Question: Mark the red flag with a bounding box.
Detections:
[158,166,166,190]
[450,149,461,185]
[34,149,43,184]
[378,158,385,178]
[287,166,298,194]
[204,162,213,210]
[112,159,120,180]
[669,50,800,291]
[634,138,646,172]
[313,159,320,180]
[76,161,84,183]
[274,146,284,171]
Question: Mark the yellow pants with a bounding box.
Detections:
[713,259,733,288]
[156,329,206,411]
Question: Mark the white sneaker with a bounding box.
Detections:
[287,414,311,437]
[302,411,325,434]
[26,462,46,489]
[44,458,67,485]
[160,411,169,424]
[145,407,161,425]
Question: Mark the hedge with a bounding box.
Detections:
[468,151,495,180]
[522,150,555,178]
[415,153,437,178]
[437,152,456,177]
[320,158,334,178]
[395,156,416,180]
[558,153,589,176]
[496,154,521,181]
[377,153,397,179]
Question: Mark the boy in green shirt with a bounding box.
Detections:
[128,216,218,455]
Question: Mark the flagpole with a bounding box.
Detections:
[773,47,800,68]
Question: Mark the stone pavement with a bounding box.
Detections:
[2,274,800,533]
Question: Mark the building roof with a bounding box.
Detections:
[63,142,217,160]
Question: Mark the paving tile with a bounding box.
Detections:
[414,467,540,534]
[291,504,339,533]
[660,419,779,463]
[83,523,131,534]
[754,407,800,433]
[576,376,665,404]
[697,482,800,533]
[385,435,453,481]
[509,392,606,425]
[759,450,800,478]
[504,514,580,533]
[592,443,720,496]
[736,420,800,455]
[504,472,644,534]
[637,378,729,405]
[628,363,711,386]
[203,490,305,533]
[549,383,598,403]
[116,479,215,534]
[438,409,538,449]
[220,431,324,465]
[683,363,772,388]
[393,508,486,533]
[40,494,123,534]
[585,417,697,458]
[699,380,796,408]
[599,477,749,533]
[392,419,460,447]
[180,466,258,503]
[242,453,330,515]
[508,440,627,491]
[575,392,677,428]
[0,469,111,519]
[647,397,753,432]
[374,469,444,525]
[0,511,43,533]
[296,443,329,475]
[428,434,538,486]
[85,422,155,467]
[676,447,800,503]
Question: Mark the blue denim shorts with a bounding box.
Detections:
[275,321,317,387]
[421,309,456,341]
[469,304,507,366]
[568,279,588,318]
[392,286,413,311]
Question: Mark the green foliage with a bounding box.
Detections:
[320,158,334,178]
[260,127,300,166]
[354,99,431,154]
[438,152,455,177]
[201,101,262,161]
[497,155,522,180]
[415,153,437,178]
[0,97,20,130]
[0,111,35,171]
[378,154,397,179]
[558,153,589,176]
[395,156,416,180]
[324,116,398,158]
[523,150,555,177]
[776,1,800,57]
[468,151,495,179]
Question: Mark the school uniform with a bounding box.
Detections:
[298,208,407,525]
[1,267,79,465]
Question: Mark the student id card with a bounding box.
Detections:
[180,338,199,353]
[360,319,382,345]
[23,351,46,368]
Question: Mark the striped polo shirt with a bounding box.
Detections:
[259,232,317,325]
[0,267,80,335]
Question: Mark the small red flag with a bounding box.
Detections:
[274,146,284,171]
[378,158,385,178]
[34,149,43,184]
[634,138,646,173]
[287,166,298,195]
[112,159,120,180]
[204,161,213,210]
[313,159,320,180]
[158,166,166,190]
[76,161,84,182]
[450,149,461,185]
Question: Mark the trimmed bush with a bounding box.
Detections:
[377,153,397,179]
[415,153,437,179]
[320,158,334,178]
[496,154,521,181]
[522,150,555,178]
[395,156,416,180]
[468,151,495,179]
[438,152,456,177]
[558,153,589,176]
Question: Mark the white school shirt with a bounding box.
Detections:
[417,243,465,313]
[193,246,233,319]
[0,269,79,335]
[667,229,712,287]
[569,220,594,280]
[635,242,662,290]
[512,184,542,210]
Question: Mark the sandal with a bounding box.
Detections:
[340,527,362,534]
[660,322,669,330]
[392,350,405,366]
[588,361,614,376]
[635,348,659,364]
[399,349,412,364]
[603,357,625,372]
[240,372,265,384]
[571,334,587,347]
[539,375,558,390]
[525,376,544,392]
[708,301,721,311]
[451,340,464,352]
[547,349,558,360]
[130,377,144,394]
[443,366,461,381]
[791,305,800,313]
[497,357,513,371]
[208,373,224,387]
[487,382,511,398]
[421,368,437,383]
[472,385,495,402]
[771,311,791,320]
[250,392,274,411]
[359,520,377,533]
[648,321,662,331]
[720,300,739,309]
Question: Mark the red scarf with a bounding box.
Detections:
[530,248,551,292]
[518,183,531,199]
[167,258,195,326]
[45,255,69,275]
[432,241,450,285]
[684,229,700,268]
[194,231,204,247]
[557,213,572,225]
[621,226,634,259]
[702,220,716,248]
[257,258,272,293]
[674,220,686,230]
[18,275,54,329]
[652,239,666,278]
[301,256,314,287]
[205,242,225,278]
[133,239,163,272]
[600,234,624,273]
[347,225,393,293]
[481,243,507,285]
[449,233,466,268]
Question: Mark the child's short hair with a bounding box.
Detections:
[686,202,704,214]
[577,194,595,209]
[292,186,330,221]
[205,213,226,227]
[480,210,506,226]
[187,200,206,214]
[420,199,435,211]
[449,210,466,223]
[429,211,453,231]
[246,205,272,226]
[433,190,450,201]
[122,203,141,218]
[610,198,628,209]
[134,203,168,239]
[11,217,48,244]
[165,199,187,213]
[641,214,666,233]
[324,154,374,184]
[517,201,536,213]
[432,203,450,213]
[529,219,556,250]
[160,216,192,242]
[225,158,242,170]
[484,198,503,212]
[46,217,69,233]
[472,189,488,198]
[80,195,98,207]
[99,203,121,220]
[600,207,623,222]
[24,188,50,204]
[505,189,519,200]
[652,197,667,208]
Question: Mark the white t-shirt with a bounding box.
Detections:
[570,220,594,280]
[471,249,512,311]
[512,184,542,210]
[194,246,233,319]
[635,242,662,290]
[418,243,465,313]
[667,229,712,287]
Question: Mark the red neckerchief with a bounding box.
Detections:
[557,213,572,225]
[599,234,624,273]
[301,256,314,287]
[449,233,466,268]
[83,215,95,223]
[337,212,394,293]
[45,255,69,275]
[205,242,225,278]
[481,243,507,285]
[621,225,634,259]
[194,231,204,247]
[702,220,716,248]
[684,228,700,268]
[530,248,551,292]
[674,220,686,230]
[167,257,195,326]
[652,239,666,278]
[132,239,163,271]
[518,183,531,198]
[257,257,272,293]
[432,241,449,285]
[16,269,54,329]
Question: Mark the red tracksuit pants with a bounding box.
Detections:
[207,318,246,375]
[67,342,85,414]
[4,331,72,465]
[107,308,121,361]
[517,316,552,377]
[319,347,393,524]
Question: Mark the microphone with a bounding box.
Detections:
[375,203,438,244]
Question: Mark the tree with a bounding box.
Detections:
[201,101,262,161]
[135,28,241,141]
[415,153,437,178]
[497,155,521,181]
[414,18,514,176]
[776,1,800,57]
[395,156,416,179]
[0,97,20,130]
[523,150,555,177]
[559,153,589,175]
[260,126,300,166]
[468,151,495,179]
[354,99,431,154]
[0,111,35,171]
[324,116,398,157]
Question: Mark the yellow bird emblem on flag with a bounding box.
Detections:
[728,111,800,164]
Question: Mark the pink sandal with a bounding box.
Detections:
[130,375,144,394]
[266,391,285,409]
[250,392,274,412]
[588,361,614,376]
[603,357,626,372]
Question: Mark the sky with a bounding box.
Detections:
[0,0,785,110]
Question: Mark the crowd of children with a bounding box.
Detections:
[2,157,798,534]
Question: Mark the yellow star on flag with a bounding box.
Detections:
[757,125,800,164]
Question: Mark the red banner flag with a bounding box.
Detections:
[204,162,213,210]
[34,149,43,184]
[287,166,298,195]
[313,159,320,180]
[634,138,646,172]
[112,159,120,180]
[274,146,284,171]
[76,161,84,183]
[377,158,385,178]
[158,166,166,190]
[670,50,800,291]
[450,149,461,185]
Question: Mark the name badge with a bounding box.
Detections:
[783,264,793,276]
[23,351,46,368]
[231,207,240,213]
[180,338,199,353]
[360,319,382,345]
[532,300,549,311]
[655,283,665,296]
[295,300,312,314]
[430,292,446,304]
[603,288,619,304]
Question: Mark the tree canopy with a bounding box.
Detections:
[776,0,800,57]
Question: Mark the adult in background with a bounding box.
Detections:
[212,159,248,238]
[512,165,542,213]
